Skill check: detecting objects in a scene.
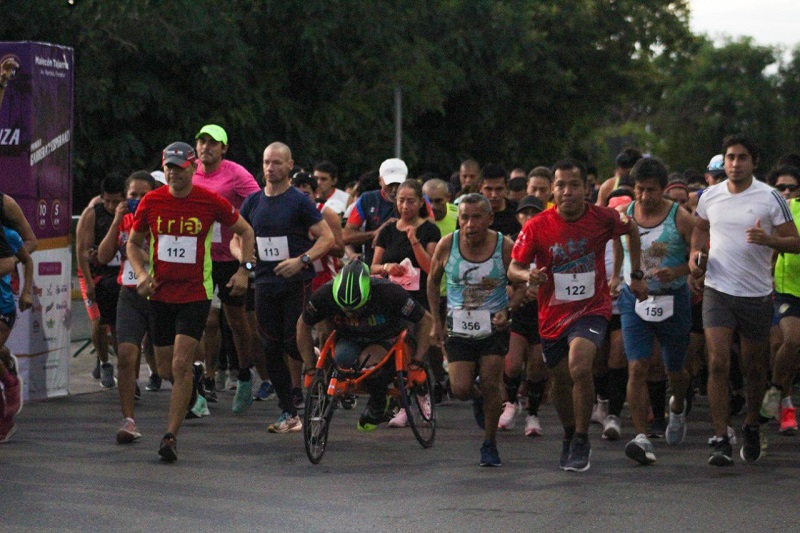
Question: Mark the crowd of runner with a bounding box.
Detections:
[1,54,799,469]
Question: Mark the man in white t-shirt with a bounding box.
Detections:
[313,161,351,218]
[690,134,800,466]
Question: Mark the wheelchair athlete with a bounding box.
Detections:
[297,260,433,431]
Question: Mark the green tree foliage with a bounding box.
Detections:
[649,37,781,173]
[8,0,777,208]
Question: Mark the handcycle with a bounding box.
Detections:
[303,329,437,465]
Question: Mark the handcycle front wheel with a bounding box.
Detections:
[304,373,336,464]
[397,361,437,448]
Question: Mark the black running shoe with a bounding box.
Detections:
[708,436,733,467]
[145,374,162,391]
[563,436,591,472]
[479,440,502,467]
[158,433,177,463]
[740,424,762,462]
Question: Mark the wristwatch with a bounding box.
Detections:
[240,261,254,272]
[630,269,644,280]
[300,254,311,266]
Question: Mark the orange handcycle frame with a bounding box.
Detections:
[303,329,437,464]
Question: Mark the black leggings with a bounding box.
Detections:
[254,280,311,414]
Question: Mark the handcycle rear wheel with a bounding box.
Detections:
[398,361,437,448]
[304,373,336,464]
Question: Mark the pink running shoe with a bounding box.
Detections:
[498,401,518,430]
[388,408,408,428]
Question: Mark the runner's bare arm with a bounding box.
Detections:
[321,207,345,258]
[96,201,127,264]
[342,222,376,246]
[296,315,318,371]
[274,219,334,279]
[746,219,800,254]
[75,206,97,298]
[625,219,648,301]
[413,310,434,362]
[126,227,153,297]
[689,216,710,278]
[426,235,451,347]
[3,194,37,254]
[225,216,255,296]
[16,244,33,312]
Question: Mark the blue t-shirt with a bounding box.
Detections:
[240,186,323,285]
[0,227,23,314]
[351,190,397,264]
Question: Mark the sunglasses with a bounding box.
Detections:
[776,184,799,192]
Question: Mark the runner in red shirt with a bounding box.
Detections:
[509,159,647,472]
[127,142,254,463]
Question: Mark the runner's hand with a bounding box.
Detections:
[371,217,398,248]
[430,322,444,348]
[608,275,621,298]
[18,289,32,312]
[492,308,511,330]
[629,278,649,302]
[528,266,547,286]
[745,218,771,246]
[274,257,304,278]
[113,200,129,224]
[226,269,248,297]
[136,272,156,298]
[689,251,706,278]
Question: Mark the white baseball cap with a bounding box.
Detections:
[151,170,167,185]
[379,158,408,185]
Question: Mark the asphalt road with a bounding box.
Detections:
[3,381,800,533]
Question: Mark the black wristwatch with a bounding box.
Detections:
[630,269,644,280]
[300,254,311,266]
[240,261,254,272]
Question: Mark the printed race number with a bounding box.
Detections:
[451,309,491,338]
[121,260,149,287]
[157,235,197,264]
[553,271,595,302]
[108,250,122,267]
[256,236,289,262]
[634,295,674,323]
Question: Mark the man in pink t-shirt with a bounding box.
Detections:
[193,124,263,412]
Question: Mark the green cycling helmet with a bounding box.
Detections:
[333,260,371,311]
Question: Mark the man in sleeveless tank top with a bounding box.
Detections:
[613,157,695,465]
[75,177,126,387]
[427,193,515,467]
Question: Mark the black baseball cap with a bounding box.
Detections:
[516,195,544,214]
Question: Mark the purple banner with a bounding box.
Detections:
[0,41,73,240]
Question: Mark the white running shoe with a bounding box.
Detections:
[524,414,542,437]
[498,401,518,430]
[591,398,609,425]
[602,414,621,441]
[665,395,687,445]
